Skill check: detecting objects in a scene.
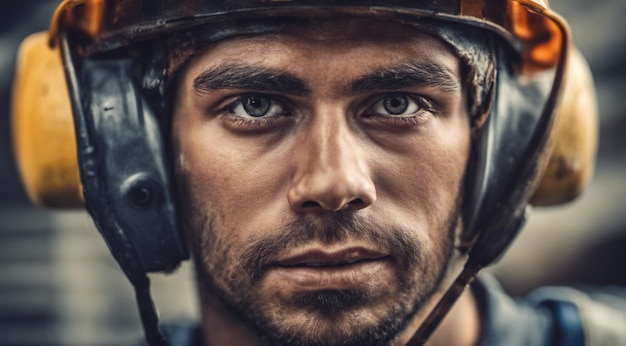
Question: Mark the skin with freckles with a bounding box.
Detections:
[172,19,474,346]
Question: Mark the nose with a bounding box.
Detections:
[287,110,376,212]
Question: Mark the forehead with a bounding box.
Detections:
[181,18,460,80]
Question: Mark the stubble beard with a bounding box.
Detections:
[180,200,459,346]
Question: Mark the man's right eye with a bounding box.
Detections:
[229,94,286,118]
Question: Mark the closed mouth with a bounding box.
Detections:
[274,247,389,268]
[279,257,385,267]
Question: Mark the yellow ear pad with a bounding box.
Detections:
[12,32,83,208]
[531,48,598,206]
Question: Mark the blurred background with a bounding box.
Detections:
[0,0,624,345]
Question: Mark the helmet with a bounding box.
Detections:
[12,0,597,344]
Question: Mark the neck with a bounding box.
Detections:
[424,287,482,346]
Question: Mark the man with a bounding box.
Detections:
[173,18,474,346]
[11,0,624,345]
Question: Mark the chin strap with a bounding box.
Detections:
[134,275,170,346]
[406,260,482,346]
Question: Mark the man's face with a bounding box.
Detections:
[172,19,470,345]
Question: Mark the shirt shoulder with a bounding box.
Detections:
[473,274,626,346]
[529,284,626,346]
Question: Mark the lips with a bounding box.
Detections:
[274,248,388,268]
[269,247,390,289]
[282,259,369,267]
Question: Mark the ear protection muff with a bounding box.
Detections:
[530,48,598,206]
[12,32,82,208]
[36,28,187,345]
[409,6,597,342]
[13,31,188,273]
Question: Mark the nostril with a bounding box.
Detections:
[299,198,367,211]
[347,199,365,209]
[301,200,322,209]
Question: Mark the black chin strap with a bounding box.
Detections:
[134,276,170,346]
[406,260,482,346]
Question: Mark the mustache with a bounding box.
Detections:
[240,211,422,282]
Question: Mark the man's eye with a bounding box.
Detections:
[368,95,428,117]
[230,95,285,118]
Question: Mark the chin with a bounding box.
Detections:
[251,288,424,346]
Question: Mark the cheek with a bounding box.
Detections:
[172,113,292,239]
[373,116,470,227]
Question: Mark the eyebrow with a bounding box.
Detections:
[193,64,311,96]
[344,62,460,96]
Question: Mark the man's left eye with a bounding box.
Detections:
[367,95,426,117]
